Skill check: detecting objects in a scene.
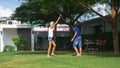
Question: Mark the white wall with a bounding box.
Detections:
[0,28,18,52]
[3,28,18,47]
[0,28,3,52]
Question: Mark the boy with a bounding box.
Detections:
[71,21,82,57]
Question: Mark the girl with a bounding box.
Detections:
[47,16,61,57]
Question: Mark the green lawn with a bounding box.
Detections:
[0,51,120,68]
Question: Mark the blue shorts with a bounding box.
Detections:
[73,36,82,48]
[48,37,53,41]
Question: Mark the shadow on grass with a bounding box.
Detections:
[15,51,47,55]
[14,50,73,55]
[84,52,120,58]
[14,51,120,58]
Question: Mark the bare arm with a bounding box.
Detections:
[71,32,77,42]
[50,14,61,28]
[54,15,61,26]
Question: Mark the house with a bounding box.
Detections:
[0,17,9,24]
[0,24,34,52]
[0,17,34,52]
[80,15,120,51]
[81,15,120,34]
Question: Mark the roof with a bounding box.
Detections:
[0,24,32,29]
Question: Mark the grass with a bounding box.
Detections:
[0,51,120,68]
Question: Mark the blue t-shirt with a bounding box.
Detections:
[73,26,81,38]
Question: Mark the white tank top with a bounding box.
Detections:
[48,27,54,37]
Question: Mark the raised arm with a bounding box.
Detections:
[54,14,61,26]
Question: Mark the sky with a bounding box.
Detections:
[0,0,21,17]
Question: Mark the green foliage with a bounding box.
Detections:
[12,37,28,51]
[4,45,15,52]
[12,0,46,22]
[12,0,95,23]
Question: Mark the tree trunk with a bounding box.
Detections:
[111,0,119,53]
[111,24,119,53]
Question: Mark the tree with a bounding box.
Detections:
[14,0,89,36]
[38,0,90,24]
[15,0,120,52]
[14,0,96,24]
[12,0,47,23]
[78,0,120,53]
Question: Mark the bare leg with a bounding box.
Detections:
[47,41,52,57]
[79,48,82,56]
[51,40,56,55]
[74,47,80,56]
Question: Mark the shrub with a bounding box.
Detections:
[4,45,15,52]
[12,37,28,51]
